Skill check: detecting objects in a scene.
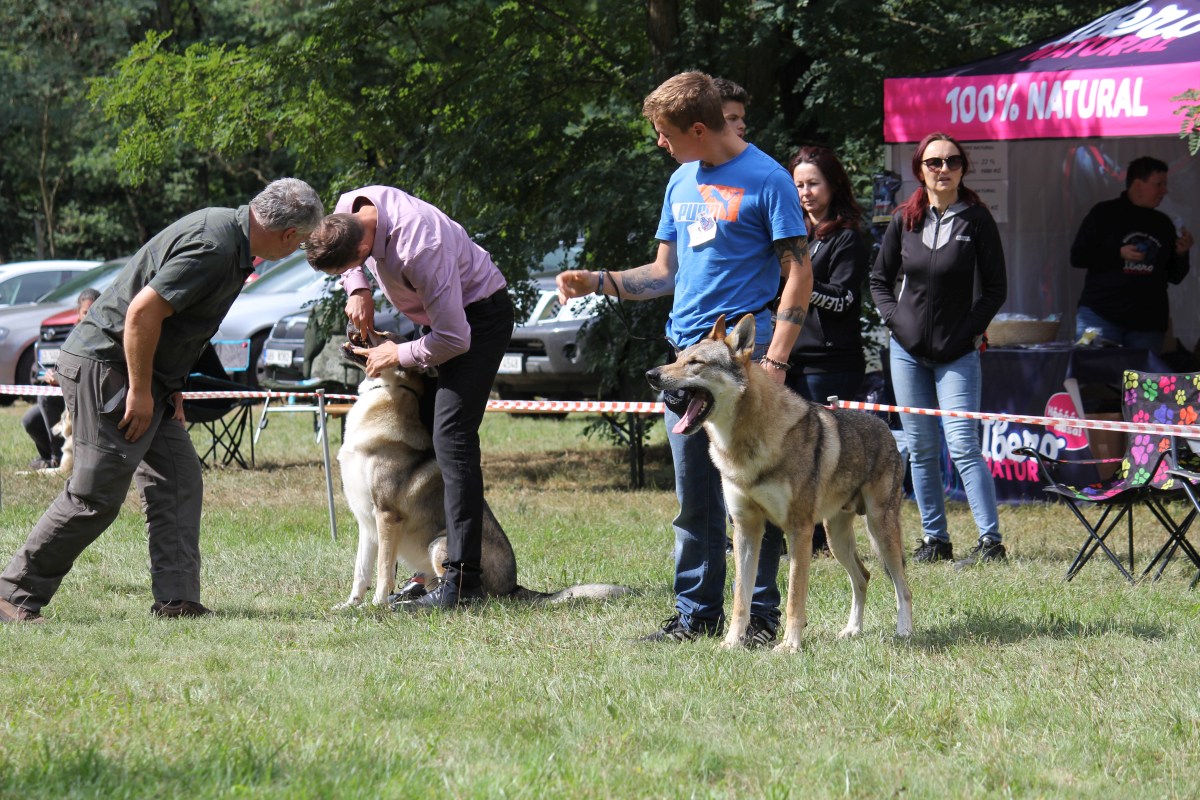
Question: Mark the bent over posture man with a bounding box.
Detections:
[0,178,324,623]
[305,185,513,611]
[557,71,812,646]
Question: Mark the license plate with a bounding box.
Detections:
[264,348,292,367]
[38,347,60,367]
[498,353,524,374]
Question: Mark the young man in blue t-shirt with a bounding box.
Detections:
[557,71,811,646]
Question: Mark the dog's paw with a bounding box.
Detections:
[837,624,862,639]
[332,598,364,610]
[774,638,802,653]
[719,634,744,650]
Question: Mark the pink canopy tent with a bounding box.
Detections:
[882,0,1200,349]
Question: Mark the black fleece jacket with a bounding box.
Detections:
[1071,192,1189,332]
[790,226,868,374]
[870,201,1007,363]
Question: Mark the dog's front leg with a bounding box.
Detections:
[723,495,765,650]
[778,518,815,652]
[373,510,404,605]
[336,526,378,609]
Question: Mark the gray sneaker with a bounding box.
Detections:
[954,538,1007,570]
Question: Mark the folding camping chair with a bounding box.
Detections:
[185,343,256,469]
[1016,370,1200,583]
[1165,461,1200,590]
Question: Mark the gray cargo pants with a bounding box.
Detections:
[0,351,204,614]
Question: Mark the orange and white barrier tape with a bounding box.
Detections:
[831,398,1200,439]
[3,382,1197,438]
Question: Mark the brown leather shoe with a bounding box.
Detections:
[0,596,46,624]
[151,600,213,618]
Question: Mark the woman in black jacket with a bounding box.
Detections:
[870,133,1007,567]
[786,145,868,406]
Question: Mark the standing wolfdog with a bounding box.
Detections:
[646,314,913,651]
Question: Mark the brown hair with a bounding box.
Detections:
[304,213,365,273]
[787,145,862,241]
[642,71,725,133]
[895,132,983,231]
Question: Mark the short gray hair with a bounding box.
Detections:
[250,178,325,236]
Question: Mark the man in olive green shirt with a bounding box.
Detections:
[0,178,324,624]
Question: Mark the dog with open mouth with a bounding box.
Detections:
[646,313,913,651]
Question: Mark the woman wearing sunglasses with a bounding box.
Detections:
[870,132,1008,568]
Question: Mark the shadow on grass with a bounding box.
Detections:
[906,610,1169,651]
[486,444,674,492]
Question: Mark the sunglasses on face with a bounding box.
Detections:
[922,156,964,171]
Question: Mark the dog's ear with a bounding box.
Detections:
[726,314,756,361]
[708,314,728,340]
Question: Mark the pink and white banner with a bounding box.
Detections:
[884,1,1200,142]
[884,64,1197,141]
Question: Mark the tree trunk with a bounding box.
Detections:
[646,0,678,81]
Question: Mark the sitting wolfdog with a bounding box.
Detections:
[336,332,629,609]
[646,314,913,651]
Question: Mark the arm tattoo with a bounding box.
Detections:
[777,305,807,327]
[774,236,809,329]
[773,236,809,272]
[620,265,670,297]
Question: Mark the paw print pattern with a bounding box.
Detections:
[1141,378,1159,402]
[1154,404,1176,425]
[1125,372,1141,391]
[1130,435,1154,464]
[1160,375,1177,395]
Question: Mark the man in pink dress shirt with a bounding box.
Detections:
[305,185,513,610]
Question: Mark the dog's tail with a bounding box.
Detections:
[508,583,632,605]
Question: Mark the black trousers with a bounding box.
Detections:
[22,395,65,463]
[420,289,513,589]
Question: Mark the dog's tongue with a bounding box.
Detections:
[672,395,705,434]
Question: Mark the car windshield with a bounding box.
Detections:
[242,252,328,295]
[37,259,129,303]
[525,289,597,325]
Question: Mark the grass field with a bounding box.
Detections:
[2,401,1200,799]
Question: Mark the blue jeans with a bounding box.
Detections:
[664,344,782,630]
[1075,305,1165,352]
[786,369,864,406]
[889,340,1001,544]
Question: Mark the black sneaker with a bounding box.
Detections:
[639,614,723,643]
[954,538,1008,570]
[743,616,777,649]
[391,581,482,611]
[912,537,954,563]
[151,600,213,618]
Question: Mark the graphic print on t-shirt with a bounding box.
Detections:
[673,184,745,224]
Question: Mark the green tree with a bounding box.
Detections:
[85,0,1116,398]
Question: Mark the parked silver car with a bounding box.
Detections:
[0,259,99,307]
[493,275,602,400]
[0,258,128,404]
[211,251,330,386]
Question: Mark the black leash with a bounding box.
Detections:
[595,269,674,355]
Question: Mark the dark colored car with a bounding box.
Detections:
[493,276,602,400]
[258,300,418,393]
